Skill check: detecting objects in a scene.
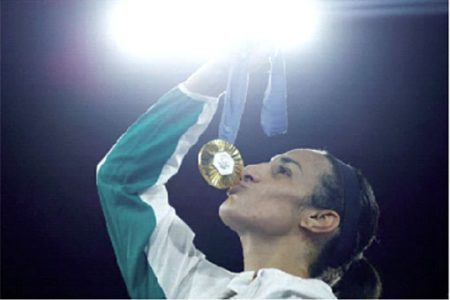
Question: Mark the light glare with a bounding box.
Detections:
[107,0,320,59]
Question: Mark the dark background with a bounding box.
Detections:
[2,0,448,298]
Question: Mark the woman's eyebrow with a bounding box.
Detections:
[277,156,303,172]
[270,155,303,172]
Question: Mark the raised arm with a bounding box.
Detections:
[96,62,230,298]
[184,60,229,97]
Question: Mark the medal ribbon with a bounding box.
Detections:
[218,49,288,144]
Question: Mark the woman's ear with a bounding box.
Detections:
[299,208,340,234]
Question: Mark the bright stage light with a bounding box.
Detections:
[229,0,320,49]
[107,0,321,59]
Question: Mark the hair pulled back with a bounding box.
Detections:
[308,152,381,299]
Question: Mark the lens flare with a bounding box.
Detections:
[107,0,320,59]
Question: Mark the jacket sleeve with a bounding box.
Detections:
[96,85,234,299]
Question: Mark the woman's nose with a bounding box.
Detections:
[241,164,264,183]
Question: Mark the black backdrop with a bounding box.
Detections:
[2,0,448,298]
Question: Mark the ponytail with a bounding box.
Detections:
[333,257,382,299]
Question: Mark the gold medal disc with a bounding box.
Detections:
[198,139,244,189]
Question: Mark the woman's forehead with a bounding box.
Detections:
[272,149,332,173]
[271,148,326,161]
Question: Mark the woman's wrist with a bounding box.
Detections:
[183,60,229,97]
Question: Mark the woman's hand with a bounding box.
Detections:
[184,40,274,97]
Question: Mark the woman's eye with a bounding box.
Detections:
[277,165,292,177]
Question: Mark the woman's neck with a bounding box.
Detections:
[239,233,315,279]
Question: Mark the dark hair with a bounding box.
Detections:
[308,152,382,299]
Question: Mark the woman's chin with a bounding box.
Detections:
[218,198,242,231]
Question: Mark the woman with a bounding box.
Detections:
[96,57,381,298]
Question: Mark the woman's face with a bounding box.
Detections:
[219,148,333,236]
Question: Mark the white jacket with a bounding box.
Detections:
[96,84,336,299]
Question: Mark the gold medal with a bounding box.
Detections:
[198,139,244,189]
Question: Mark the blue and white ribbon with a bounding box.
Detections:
[218,49,288,144]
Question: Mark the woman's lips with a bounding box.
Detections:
[227,182,247,196]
